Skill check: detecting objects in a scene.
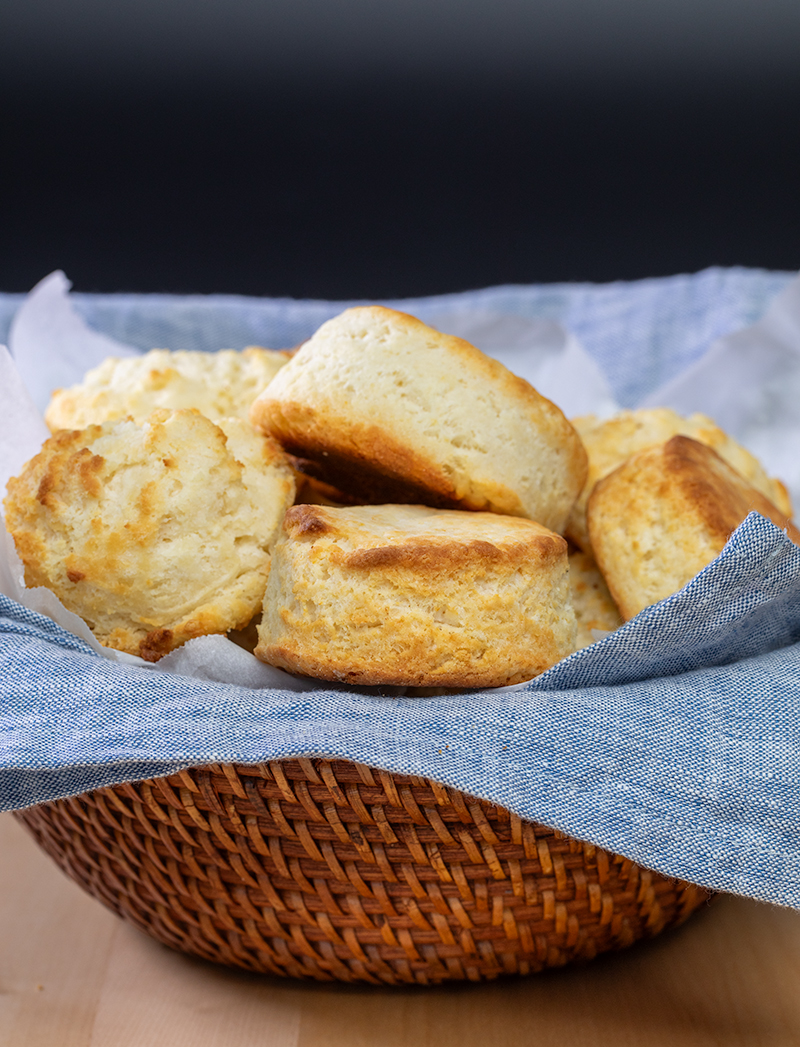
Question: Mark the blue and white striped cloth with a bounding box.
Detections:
[2,267,800,908]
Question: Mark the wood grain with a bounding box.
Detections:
[3,811,800,1046]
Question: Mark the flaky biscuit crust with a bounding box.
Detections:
[568,550,623,649]
[587,435,800,621]
[250,307,587,534]
[255,504,576,687]
[45,347,290,431]
[567,408,792,554]
[4,410,295,659]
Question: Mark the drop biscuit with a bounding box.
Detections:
[4,409,296,659]
[45,346,290,431]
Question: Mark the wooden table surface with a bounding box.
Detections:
[2,810,799,1047]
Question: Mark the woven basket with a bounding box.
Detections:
[16,759,710,984]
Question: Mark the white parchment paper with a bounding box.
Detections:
[10,271,138,412]
[643,275,800,508]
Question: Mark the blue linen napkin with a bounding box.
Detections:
[2,512,800,906]
[2,267,800,908]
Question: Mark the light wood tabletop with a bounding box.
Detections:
[2,809,799,1047]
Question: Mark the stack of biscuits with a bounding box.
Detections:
[4,306,796,688]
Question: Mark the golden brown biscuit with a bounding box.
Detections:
[4,409,296,659]
[568,550,623,649]
[587,435,800,621]
[250,306,587,534]
[567,408,791,554]
[256,503,576,687]
[45,346,290,432]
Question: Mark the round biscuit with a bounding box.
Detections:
[4,409,296,660]
[250,307,587,534]
[45,347,290,431]
[256,503,577,687]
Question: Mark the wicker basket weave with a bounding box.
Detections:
[16,759,709,984]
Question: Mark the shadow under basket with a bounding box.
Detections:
[16,759,710,985]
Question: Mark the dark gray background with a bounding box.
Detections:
[2,0,799,298]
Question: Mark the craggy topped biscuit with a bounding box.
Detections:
[4,409,295,660]
[568,550,622,649]
[256,503,577,687]
[567,408,791,554]
[250,306,588,534]
[45,346,290,432]
[587,435,800,621]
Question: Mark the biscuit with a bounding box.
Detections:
[3,409,296,660]
[587,435,800,620]
[45,346,290,431]
[568,550,623,649]
[250,307,588,534]
[567,408,792,554]
[255,503,577,687]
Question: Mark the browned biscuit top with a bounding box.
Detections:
[588,435,799,620]
[282,503,566,569]
[566,407,792,554]
[652,436,799,544]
